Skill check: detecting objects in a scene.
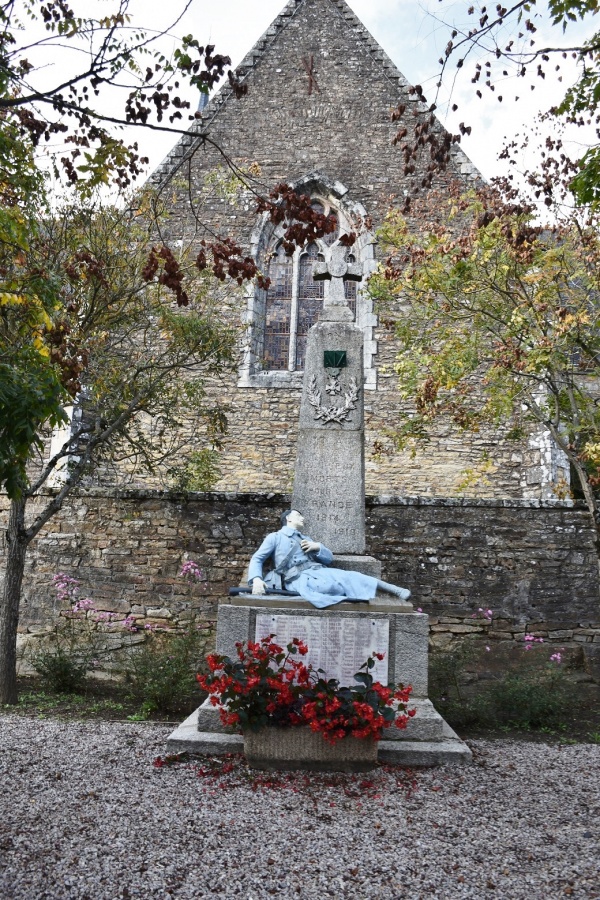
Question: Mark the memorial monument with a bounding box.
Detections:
[292,242,368,557]
[168,235,472,766]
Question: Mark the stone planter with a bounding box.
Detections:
[243,726,378,772]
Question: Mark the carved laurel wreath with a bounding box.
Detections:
[308,374,359,424]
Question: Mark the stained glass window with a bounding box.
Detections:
[261,201,358,372]
[296,244,324,369]
[263,245,292,370]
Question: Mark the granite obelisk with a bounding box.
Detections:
[292,243,366,554]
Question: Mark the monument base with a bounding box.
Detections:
[216,601,427,691]
[194,696,448,743]
[166,598,472,766]
[166,710,471,767]
[228,593,413,613]
[244,726,379,772]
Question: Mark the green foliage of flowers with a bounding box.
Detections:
[371,189,600,533]
[198,636,415,744]
[28,574,138,693]
[169,448,222,492]
[486,671,578,729]
[0,355,68,499]
[30,643,92,695]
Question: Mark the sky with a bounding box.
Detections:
[23,0,598,185]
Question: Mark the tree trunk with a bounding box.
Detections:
[0,497,28,705]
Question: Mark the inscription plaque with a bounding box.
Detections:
[255,614,390,685]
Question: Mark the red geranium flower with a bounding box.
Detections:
[195,636,415,744]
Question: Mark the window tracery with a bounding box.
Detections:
[240,177,377,390]
[262,197,351,372]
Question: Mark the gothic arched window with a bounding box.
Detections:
[262,198,350,372]
[240,179,378,390]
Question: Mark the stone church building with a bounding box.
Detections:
[147,0,566,501]
[3,0,599,676]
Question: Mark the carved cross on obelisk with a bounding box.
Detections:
[313,244,362,316]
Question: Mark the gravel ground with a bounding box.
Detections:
[0,715,598,900]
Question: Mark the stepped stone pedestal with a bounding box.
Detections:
[167,594,472,766]
[167,255,471,766]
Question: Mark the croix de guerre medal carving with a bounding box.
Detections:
[307,242,363,425]
[307,371,360,424]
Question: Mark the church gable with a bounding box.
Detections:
[150,0,481,390]
[143,0,523,501]
[152,0,480,213]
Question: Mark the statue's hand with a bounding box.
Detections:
[301,540,320,554]
[252,578,267,595]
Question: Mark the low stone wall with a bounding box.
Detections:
[367,496,598,623]
[428,614,600,650]
[427,614,600,684]
[1,490,598,679]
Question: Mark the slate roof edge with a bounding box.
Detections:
[147,0,306,189]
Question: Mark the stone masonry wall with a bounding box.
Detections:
[2,490,598,680]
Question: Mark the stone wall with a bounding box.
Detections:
[2,490,598,679]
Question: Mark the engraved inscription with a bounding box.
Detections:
[255,614,390,685]
[293,486,362,542]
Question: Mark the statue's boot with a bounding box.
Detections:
[376,580,411,601]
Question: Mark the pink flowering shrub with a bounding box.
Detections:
[522,632,567,667]
[179,561,204,582]
[124,560,212,716]
[523,633,545,651]
[29,574,141,692]
[32,563,211,701]
[430,631,579,732]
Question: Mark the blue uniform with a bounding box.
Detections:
[247,525,378,609]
